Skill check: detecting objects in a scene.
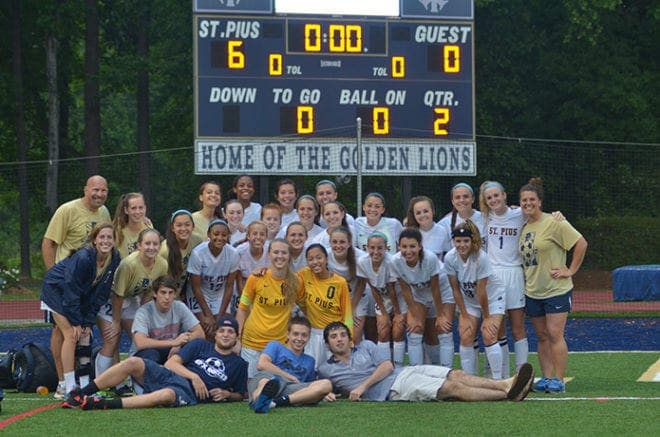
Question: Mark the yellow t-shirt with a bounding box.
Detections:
[113,251,169,300]
[191,211,212,243]
[44,198,111,262]
[519,213,582,299]
[117,225,150,259]
[298,267,353,330]
[239,270,304,351]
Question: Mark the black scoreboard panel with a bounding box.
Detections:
[195,16,474,140]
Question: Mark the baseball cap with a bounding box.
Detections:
[215,315,239,333]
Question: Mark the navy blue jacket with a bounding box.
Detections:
[41,246,120,327]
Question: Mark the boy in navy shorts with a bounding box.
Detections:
[64,316,247,409]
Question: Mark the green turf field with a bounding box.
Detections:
[1,352,658,436]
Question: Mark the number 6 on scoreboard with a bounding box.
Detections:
[433,107,450,135]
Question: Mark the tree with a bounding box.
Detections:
[84,0,100,176]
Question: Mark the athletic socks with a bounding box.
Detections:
[426,344,440,365]
[484,343,503,380]
[95,353,113,378]
[408,333,424,366]
[514,338,529,371]
[499,337,510,378]
[64,371,77,394]
[459,345,477,375]
[392,341,405,367]
[377,341,391,362]
[438,333,454,368]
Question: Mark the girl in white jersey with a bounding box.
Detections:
[223,199,247,246]
[284,222,309,272]
[327,227,369,341]
[353,232,406,365]
[437,183,485,256]
[274,178,299,229]
[234,221,270,313]
[444,221,506,379]
[311,201,355,248]
[230,174,262,227]
[354,192,403,254]
[276,195,323,240]
[392,228,453,367]
[479,181,529,376]
[187,219,240,339]
[405,195,449,261]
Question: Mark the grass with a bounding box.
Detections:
[1,353,659,436]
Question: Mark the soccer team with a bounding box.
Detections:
[40,174,587,411]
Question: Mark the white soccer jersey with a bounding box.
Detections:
[437,210,486,253]
[236,243,270,279]
[280,210,299,230]
[242,202,262,226]
[310,224,357,250]
[319,212,356,229]
[420,223,449,259]
[443,248,505,305]
[484,207,525,267]
[328,248,366,292]
[186,243,240,314]
[356,252,398,297]
[391,249,451,306]
[354,216,403,254]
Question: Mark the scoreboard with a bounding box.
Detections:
[194,0,475,176]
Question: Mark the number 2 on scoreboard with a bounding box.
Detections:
[433,108,450,135]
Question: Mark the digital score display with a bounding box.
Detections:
[194,3,475,176]
[195,16,474,140]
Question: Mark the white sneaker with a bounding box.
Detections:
[53,381,66,400]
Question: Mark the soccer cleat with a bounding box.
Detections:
[53,381,66,400]
[546,377,566,393]
[113,385,135,398]
[253,377,280,414]
[507,363,534,401]
[62,387,85,409]
[532,377,550,393]
[81,395,108,410]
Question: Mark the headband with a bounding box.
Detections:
[315,179,337,191]
[170,209,193,224]
[451,183,474,196]
[208,218,229,232]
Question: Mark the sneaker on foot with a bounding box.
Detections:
[62,387,85,409]
[507,363,534,401]
[113,385,135,398]
[253,377,280,414]
[81,395,107,411]
[53,382,66,400]
[532,377,550,393]
[546,377,565,393]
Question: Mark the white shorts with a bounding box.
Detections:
[374,292,408,316]
[389,365,450,401]
[240,347,261,378]
[464,295,506,319]
[494,266,526,310]
[353,290,370,318]
[411,289,438,318]
[304,328,331,371]
[186,289,223,315]
[96,295,140,322]
[441,283,455,305]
